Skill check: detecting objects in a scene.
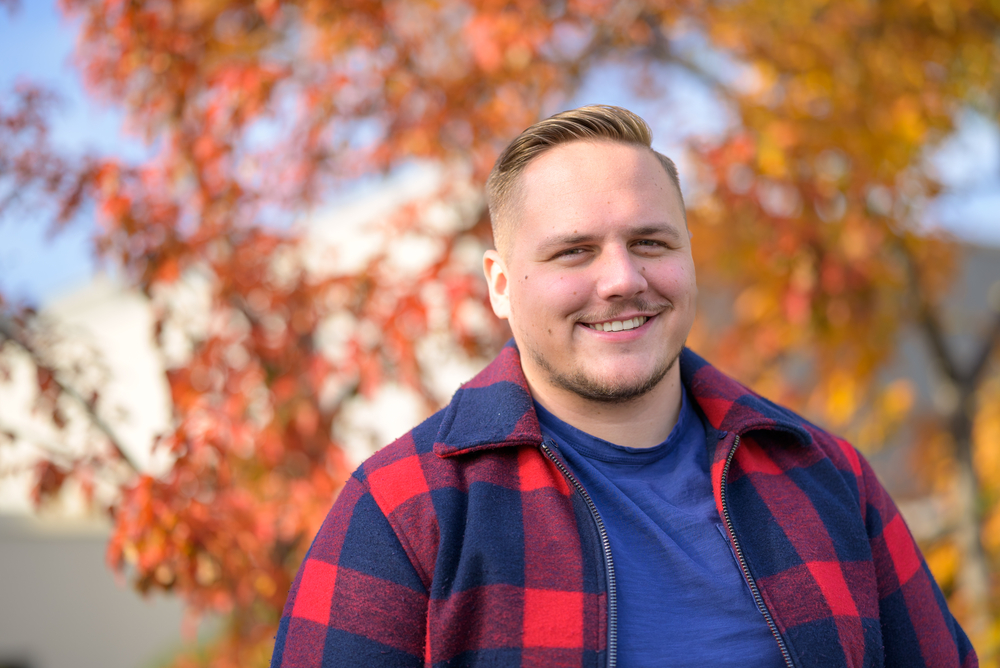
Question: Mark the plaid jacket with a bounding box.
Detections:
[271,343,977,668]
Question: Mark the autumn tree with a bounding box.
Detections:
[686,0,1000,652]
[2,0,999,665]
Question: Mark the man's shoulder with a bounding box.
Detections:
[354,403,452,480]
[681,348,862,469]
[361,344,539,476]
[681,348,811,440]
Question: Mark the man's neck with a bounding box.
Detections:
[527,366,684,449]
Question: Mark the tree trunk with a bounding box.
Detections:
[906,248,1000,646]
[950,385,990,639]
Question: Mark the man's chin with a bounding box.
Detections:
[549,361,677,405]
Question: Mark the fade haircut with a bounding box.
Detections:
[486,104,685,258]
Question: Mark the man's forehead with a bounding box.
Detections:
[495,139,685,259]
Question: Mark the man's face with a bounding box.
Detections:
[484,140,696,404]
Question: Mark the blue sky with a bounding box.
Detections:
[0,1,143,304]
[1,2,998,305]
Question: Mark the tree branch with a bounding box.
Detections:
[966,310,1000,388]
[0,313,139,472]
[899,244,962,383]
[640,13,742,107]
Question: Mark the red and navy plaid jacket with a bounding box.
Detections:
[271,342,977,668]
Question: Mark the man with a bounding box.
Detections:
[271,106,977,668]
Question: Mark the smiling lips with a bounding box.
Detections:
[583,316,649,332]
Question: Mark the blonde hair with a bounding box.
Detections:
[486,104,684,257]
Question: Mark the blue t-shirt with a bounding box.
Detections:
[535,389,785,668]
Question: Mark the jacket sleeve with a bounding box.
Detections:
[270,472,429,668]
[858,453,978,668]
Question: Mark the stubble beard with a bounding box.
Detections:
[528,338,683,405]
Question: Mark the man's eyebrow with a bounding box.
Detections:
[535,233,599,255]
[632,224,684,241]
[535,223,684,255]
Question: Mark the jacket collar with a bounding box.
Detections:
[433,341,812,458]
[679,347,813,445]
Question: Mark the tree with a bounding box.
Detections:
[1,0,999,665]
[686,0,1000,648]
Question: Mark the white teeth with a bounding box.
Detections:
[586,316,647,331]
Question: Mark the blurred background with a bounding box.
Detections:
[1,0,999,666]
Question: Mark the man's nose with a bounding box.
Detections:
[595,245,647,300]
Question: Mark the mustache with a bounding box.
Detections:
[576,299,670,323]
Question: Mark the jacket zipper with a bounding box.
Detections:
[720,434,795,668]
[540,440,618,668]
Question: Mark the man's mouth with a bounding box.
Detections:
[582,316,649,332]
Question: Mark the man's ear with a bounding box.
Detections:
[483,249,511,320]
